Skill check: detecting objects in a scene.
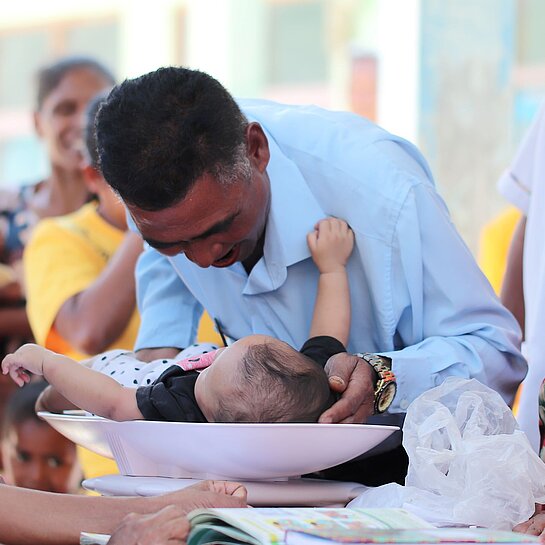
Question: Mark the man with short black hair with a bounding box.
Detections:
[96,67,526,483]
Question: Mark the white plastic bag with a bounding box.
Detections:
[349,377,545,529]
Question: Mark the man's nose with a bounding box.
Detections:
[186,241,225,268]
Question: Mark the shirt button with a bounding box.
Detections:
[399,399,409,410]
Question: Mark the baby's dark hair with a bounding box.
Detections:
[1,381,48,439]
[213,342,335,423]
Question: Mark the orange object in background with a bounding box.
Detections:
[197,312,223,346]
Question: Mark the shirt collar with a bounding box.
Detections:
[241,126,324,295]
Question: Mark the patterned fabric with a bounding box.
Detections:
[88,342,219,388]
[0,183,41,265]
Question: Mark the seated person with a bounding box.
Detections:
[3,218,361,423]
[1,380,81,493]
[511,380,545,539]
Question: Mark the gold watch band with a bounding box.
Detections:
[355,352,397,414]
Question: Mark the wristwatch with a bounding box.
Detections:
[354,353,397,414]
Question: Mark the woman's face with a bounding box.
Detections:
[34,67,111,172]
[1,418,81,494]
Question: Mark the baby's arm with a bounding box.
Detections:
[35,385,79,413]
[307,218,354,347]
[2,344,144,421]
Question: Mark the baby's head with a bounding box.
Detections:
[1,381,82,493]
[195,335,334,423]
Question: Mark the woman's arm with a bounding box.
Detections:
[54,231,143,354]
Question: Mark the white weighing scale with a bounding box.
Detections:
[40,412,398,506]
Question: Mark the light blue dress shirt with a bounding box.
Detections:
[133,99,526,412]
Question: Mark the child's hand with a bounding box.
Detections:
[1,343,48,387]
[307,218,354,273]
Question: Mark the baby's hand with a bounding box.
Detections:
[1,343,47,387]
[307,218,354,274]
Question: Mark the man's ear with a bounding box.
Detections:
[82,164,102,194]
[245,122,270,174]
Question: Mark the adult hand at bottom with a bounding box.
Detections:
[319,353,375,424]
[109,505,189,545]
[108,481,247,545]
[174,480,247,512]
[513,511,545,543]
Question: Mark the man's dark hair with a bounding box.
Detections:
[36,56,115,110]
[1,381,49,439]
[96,67,250,211]
[213,343,335,423]
[85,91,111,170]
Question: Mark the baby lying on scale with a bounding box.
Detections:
[2,219,353,423]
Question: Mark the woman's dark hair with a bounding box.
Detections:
[36,56,115,110]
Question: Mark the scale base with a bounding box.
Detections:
[83,475,368,507]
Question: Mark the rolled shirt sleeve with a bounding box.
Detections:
[381,180,526,411]
[134,245,203,351]
[126,207,203,351]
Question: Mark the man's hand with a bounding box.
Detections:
[319,353,375,424]
[108,505,189,545]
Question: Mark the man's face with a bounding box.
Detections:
[128,170,271,268]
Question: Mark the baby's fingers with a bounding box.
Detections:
[2,356,27,387]
[306,230,318,251]
[8,367,26,387]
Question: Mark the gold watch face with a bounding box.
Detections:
[376,382,397,413]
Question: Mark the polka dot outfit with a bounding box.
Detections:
[89,342,220,388]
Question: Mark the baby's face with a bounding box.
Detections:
[194,334,286,421]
